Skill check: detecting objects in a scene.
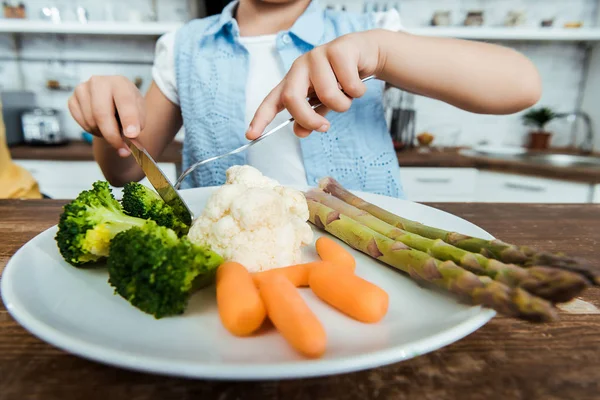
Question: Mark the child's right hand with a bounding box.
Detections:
[68,76,146,157]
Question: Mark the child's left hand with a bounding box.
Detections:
[246,31,382,139]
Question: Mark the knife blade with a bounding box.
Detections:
[123,137,193,225]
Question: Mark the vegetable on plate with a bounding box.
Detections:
[315,236,356,272]
[306,188,588,303]
[319,176,599,285]
[188,166,313,273]
[217,262,267,336]
[252,261,328,288]
[309,262,389,323]
[107,222,223,319]
[121,181,191,236]
[55,181,149,267]
[307,199,558,322]
[259,273,327,359]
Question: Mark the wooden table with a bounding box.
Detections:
[1,201,599,400]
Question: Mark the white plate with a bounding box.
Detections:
[471,145,527,156]
[1,187,495,380]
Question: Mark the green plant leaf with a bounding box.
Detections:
[522,107,556,130]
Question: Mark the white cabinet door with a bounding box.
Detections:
[14,160,177,199]
[475,171,592,203]
[594,184,600,203]
[400,168,478,202]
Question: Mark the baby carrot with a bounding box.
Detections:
[309,263,389,323]
[216,261,267,337]
[252,261,330,287]
[316,236,356,272]
[259,273,327,358]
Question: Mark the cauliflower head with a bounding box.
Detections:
[188,166,313,272]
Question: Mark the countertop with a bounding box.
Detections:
[1,200,599,400]
[10,141,600,184]
[9,140,184,164]
[396,147,600,184]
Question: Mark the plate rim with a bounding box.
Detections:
[1,187,497,380]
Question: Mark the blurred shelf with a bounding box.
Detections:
[0,20,182,36]
[408,27,600,41]
[1,20,600,41]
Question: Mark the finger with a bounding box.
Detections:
[74,84,97,135]
[328,46,366,99]
[294,105,330,138]
[88,77,124,152]
[246,83,285,140]
[112,79,143,138]
[308,51,352,112]
[68,95,92,133]
[281,67,329,133]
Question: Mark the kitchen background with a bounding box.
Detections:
[1,0,599,203]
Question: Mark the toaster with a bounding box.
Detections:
[20,108,68,145]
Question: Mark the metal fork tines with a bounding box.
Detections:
[174,75,376,189]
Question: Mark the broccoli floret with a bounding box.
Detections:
[121,182,190,236]
[107,222,223,319]
[55,181,148,267]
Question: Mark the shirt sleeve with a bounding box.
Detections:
[372,8,404,32]
[152,30,179,106]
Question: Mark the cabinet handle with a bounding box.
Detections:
[415,178,452,184]
[504,182,546,192]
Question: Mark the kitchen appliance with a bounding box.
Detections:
[387,90,416,151]
[20,108,68,146]
[0,91,36,147]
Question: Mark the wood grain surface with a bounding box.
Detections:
[0,200,599,400]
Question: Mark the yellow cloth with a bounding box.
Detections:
[0,101,42,199]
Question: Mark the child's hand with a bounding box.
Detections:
[68,76,146,157]
[247,31,382,139]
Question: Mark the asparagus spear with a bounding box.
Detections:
[307,200,558,322]
[319,177,600,285]
[306,189,588,303]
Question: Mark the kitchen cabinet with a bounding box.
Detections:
[400,168,595,203]
[14,160,177,199]
[399,168,478,202]
[475,171,592,204]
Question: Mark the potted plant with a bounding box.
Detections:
[522,107,556,150]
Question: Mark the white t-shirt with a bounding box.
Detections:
[152,9,403,186]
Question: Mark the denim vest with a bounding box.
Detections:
[175,0,403,197]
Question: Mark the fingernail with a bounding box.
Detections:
[318,124,329,132]
[118,147,130,157]
[125,125,138,138]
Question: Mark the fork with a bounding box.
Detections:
[173,75,376,189]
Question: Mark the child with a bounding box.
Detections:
[68,0,541,197]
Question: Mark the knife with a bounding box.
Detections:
[122,136,194,226]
